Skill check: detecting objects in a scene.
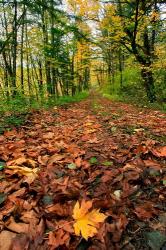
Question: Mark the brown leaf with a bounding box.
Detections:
[0,135,5,142]
[10,234,29,250]
[36,218,45,236]
[48,229,70,249]
[45,203,72,217]
[144,159,162,170]
[75,157,82,168]
[106,214,128,242]
[152,146,166,157]
[6,217,29,234]
[101,170,119,183]
[20,210,39,224]
[47,154,65,165]
[8,188,26,202]
[43,132,54,139]
[134,202,158,220]
[7,157,37,168]
[0,231,16,250]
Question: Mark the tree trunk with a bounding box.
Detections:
[20,5,26,94]
[41,5,52,95]
[25,20,31,97]
[119,48,123,88]
[38,59,44,101]
[12,0,18,96]
[141,67,156,103]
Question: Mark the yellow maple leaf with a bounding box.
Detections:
[6,165,38,184]
[73,200,107,240]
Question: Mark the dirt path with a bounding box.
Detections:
[0,94,166,250]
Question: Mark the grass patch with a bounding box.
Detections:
[45,91,89,108]
[0,91,89,134]
[0,113,29,134]
[0,91,89,114]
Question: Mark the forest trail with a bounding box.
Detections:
[0,94,166,250]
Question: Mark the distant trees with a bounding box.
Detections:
[98,0,166,102]
[0,0,165,104]
[0,0,93,102]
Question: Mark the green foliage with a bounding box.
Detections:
[101,67,166,112]
[0,91,89,113]
[103,161,113,166]
[146,231,166,250]
[44,91,89,108]
[89,157,98,165]
[5,114,26,127]
[0,91,89,133]
[0,113,28,134]
[67,163,77,170]
[0,193,7,205]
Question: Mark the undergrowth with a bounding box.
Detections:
[0,91,89,134]
[100,68,166,112]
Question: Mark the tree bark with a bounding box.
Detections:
[141,67,156,103]
[12,0,18,96]
[20,5,26,94]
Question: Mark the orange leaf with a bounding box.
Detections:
[152,146,166,157]
[75,157,82,168]
[0,231,16,250]
[73,200,107,240]
[48,229,70,248]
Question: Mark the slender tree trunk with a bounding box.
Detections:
[119,48,123,88]
[38,60,43,98]
[71,54,76,96]
[20,5,26,94]
[97,74,101,86]
[4,68,9,99]
[41,5,52,95]
[2,51,13,92]
[12,0,18,96]
[25,21,31,97]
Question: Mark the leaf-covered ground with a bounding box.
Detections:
[0,93,166,250]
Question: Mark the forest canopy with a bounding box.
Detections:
[0,0,166,106]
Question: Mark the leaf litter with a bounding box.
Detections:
[0,94,166,249]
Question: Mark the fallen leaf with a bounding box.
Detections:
[48,229,70,248]
[43,132,54,139]
[134,203,158,220]
[42,195,53,205]
[73,200,107,240]
[113,190,121,200]
[163,180,166,186]
[0,193,7,205]
[103,161,113,166]
[45,203,72,217]
[152,146,166,157]
[67,163,77,170]
[48,154,65,165]
[7,157,37,168]
[73,200,92,219]
[20,210,38,224]
[10,234,29,250]
[0,231,16,250]
[89,157,98,165]
[6,165,38,184]
[6,217,29,233]
[0,165,4,171]
[75,157,82,167]
[146,231,166,250]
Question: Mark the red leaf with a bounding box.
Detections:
[152,146,166,157]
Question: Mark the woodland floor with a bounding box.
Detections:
[0,93,166,250]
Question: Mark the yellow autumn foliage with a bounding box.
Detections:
[73,200,107,240]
